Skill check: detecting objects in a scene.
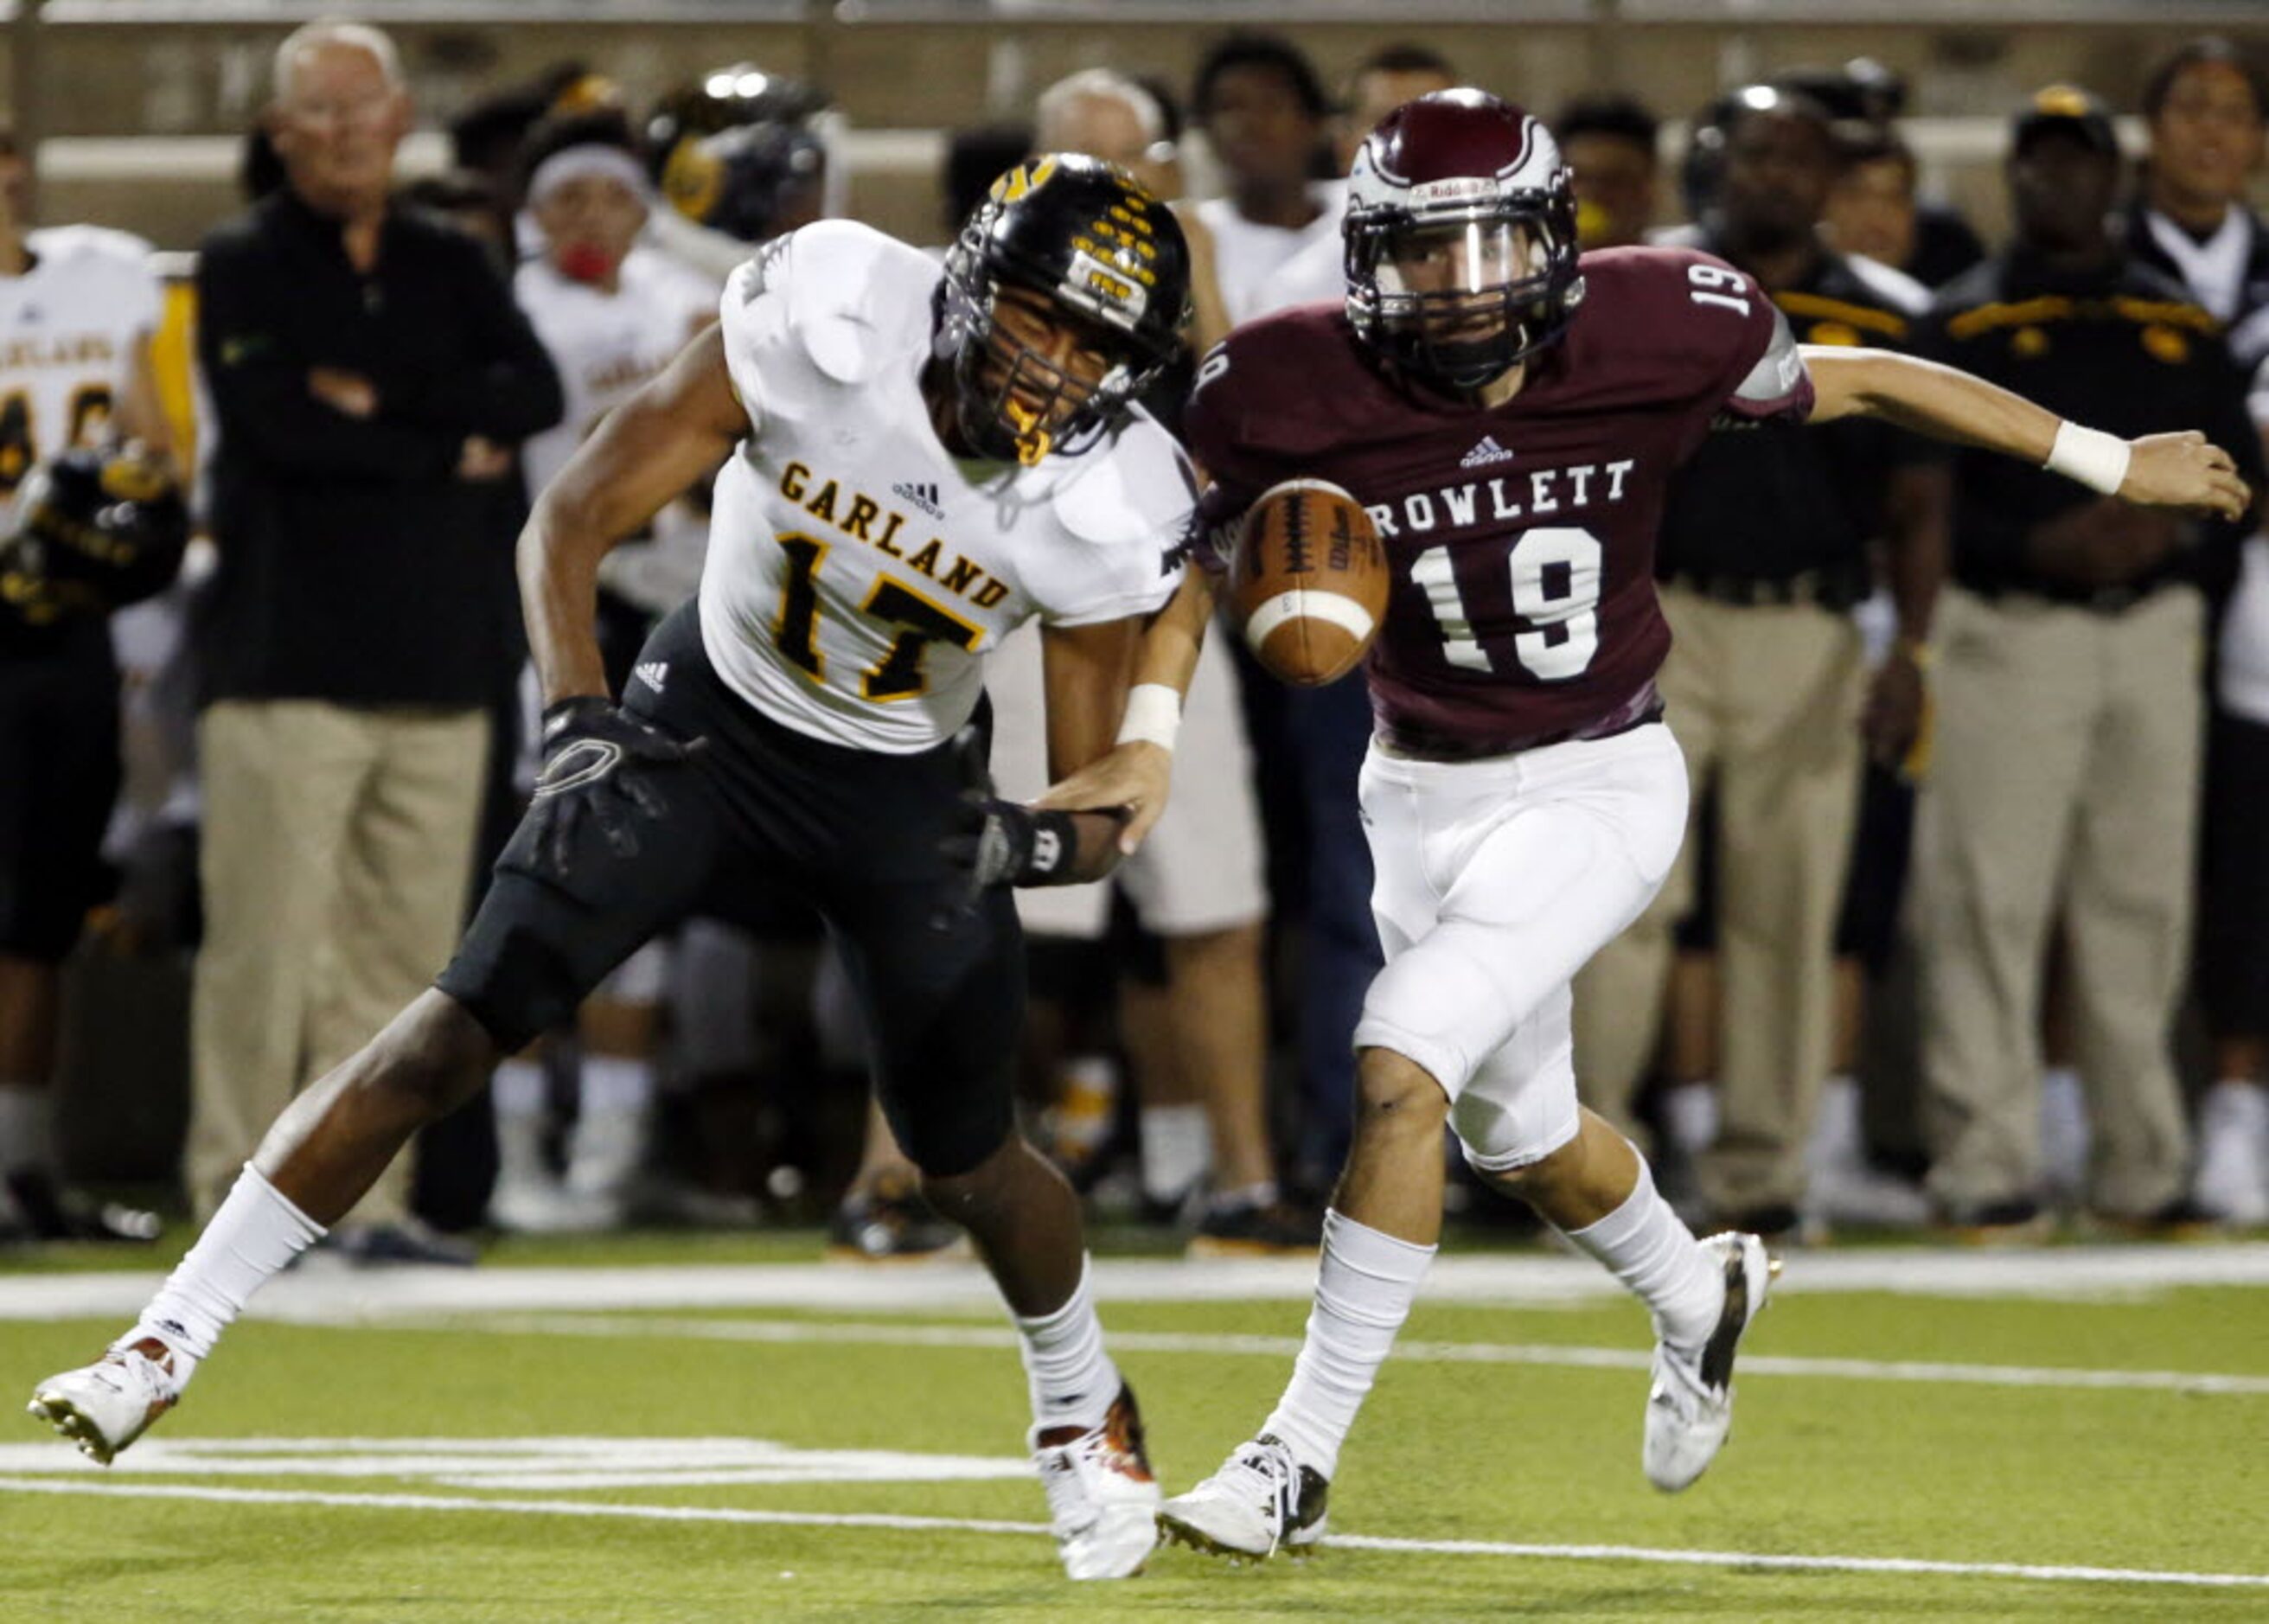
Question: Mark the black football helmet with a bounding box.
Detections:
[1345,90,1585,393]
[0,445,189,628]
[936,154,1192,465]
[648,65,830,244]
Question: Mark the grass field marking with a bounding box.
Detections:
[452,1312,2269,1397]
[9,1244,2269,1322]
[2,1476,2264,1590]
[0,1435,1037,1490]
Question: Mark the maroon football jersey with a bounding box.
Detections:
[1186,246,1812,753]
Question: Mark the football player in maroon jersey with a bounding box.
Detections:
[1041,90,2250,1558]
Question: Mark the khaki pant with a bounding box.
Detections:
[187,700,490,1224]
[1914,588,2200,1218]
[1574,587,1866,1213]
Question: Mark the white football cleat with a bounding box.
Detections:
[27,1338,182,1466]
[1157,1433,1330,1561]
[1032,1383,1160,1581]
[1645,1231,1777,1493]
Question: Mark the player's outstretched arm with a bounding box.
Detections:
[1799,347,2254,522]
[520,323,750,707]
[1034,568,1218,854]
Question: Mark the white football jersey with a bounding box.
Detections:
[0,225,161,504]
[516,248,717,611]
[515,246,719,499]
[701,220,1192,754]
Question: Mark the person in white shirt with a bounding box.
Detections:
[1263,44,1457,316]
[2125,37,2269,1224]
[1181,35,1340,348]
[491,111,721,1234]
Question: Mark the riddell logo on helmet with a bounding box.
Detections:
[1409,176,1499,206]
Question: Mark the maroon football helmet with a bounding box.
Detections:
[1344,90,1586,391]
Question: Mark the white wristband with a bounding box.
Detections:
[2044,421,2132,496]
[1115,682,1182,751]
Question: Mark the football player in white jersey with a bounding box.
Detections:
[30,153,1195,1582]
[491,111,719,1234]
[0,149,181,1244]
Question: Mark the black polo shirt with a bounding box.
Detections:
[1658,243,1941,595]
[2123,199,2269,369]
[1922,248,2262,605]
[195,189,563,707]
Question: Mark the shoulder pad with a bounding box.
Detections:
[29,223,157,269]
[734,220,937,387]
[1046,408,1200,548]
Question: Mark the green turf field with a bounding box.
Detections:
[3,1237,2265,1621]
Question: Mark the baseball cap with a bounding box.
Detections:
[2011,85,2119,157]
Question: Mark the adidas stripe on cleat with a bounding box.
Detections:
[1644,1230,1779,1493]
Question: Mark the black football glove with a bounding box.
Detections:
[934,726,1091,930]
[527,697,706,883]
[945,796,1082,889]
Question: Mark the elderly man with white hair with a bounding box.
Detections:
[182,19,562,1263]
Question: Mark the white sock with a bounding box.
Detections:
[0,1080,51,1174]
[491,1057,548,1120]
[1014,1256,1120,1436]
[1662,1080,1718,1156]
[1139,1103,1211,1205]
[1560,1158,1723,1352]
[130,1165,325,1384]
[1262,1209,1435,1480]
[578,1053,655,1116]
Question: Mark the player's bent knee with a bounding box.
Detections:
[364,991,501,1122]
[1352,1047,1452,1141]
[916,1130,1022,1224]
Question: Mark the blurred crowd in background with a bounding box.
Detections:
[2,19,2266,1265]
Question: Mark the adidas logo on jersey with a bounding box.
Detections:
[633,661,668,694]
[1460,435,1516,470]
[892,480,946,521]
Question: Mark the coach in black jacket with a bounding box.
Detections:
[188,20,561,1258]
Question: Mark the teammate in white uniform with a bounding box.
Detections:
[0,208,179,1244]
[488,112,724,1235]
[31,156,1198,1582]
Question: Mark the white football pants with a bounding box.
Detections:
[1352,721,1687,1171]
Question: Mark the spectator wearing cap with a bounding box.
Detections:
[1571,85,1949,1244]
[1912,88,2264,1238]
[2124,39,2269,1224]
[188,21,562,1261]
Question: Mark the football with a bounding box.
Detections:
[1228,478,1389,687]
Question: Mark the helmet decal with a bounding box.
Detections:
[937,153,1192,465]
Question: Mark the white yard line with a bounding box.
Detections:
[0,1477,2261,1590]
[6,1244,2269,1323]
[444,1312,2269,1397]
